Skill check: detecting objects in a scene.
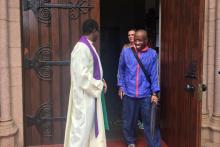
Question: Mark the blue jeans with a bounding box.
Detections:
[122,95,161,147]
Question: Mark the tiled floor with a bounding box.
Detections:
[107,137,167,147]
[29,138,168,147]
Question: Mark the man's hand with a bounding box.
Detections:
[151,95,158,104]
[118,87,124,99]
[103,79,107,94]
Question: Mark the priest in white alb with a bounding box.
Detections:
[64,19,109,147]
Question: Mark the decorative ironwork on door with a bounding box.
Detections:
[23,0,93,23]
[23,46,70,80]
[26,103,66,136]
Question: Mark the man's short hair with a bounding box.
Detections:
[135,29,148,41]
[82,19,99,35]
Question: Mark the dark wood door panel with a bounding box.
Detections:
[22,0,100,146]
[160,0,204,147]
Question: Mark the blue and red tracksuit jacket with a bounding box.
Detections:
[117,47,160,98]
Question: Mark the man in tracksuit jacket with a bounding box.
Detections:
[117,29,161,147]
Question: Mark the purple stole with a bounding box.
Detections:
[79,36,101,137]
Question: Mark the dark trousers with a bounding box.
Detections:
[122,95,161,147]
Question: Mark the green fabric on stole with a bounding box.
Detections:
[101,90,109,130]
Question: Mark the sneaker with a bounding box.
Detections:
[128,144,135,147]
[137,121,144,129]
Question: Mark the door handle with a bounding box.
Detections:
[185,84,207,100]
[200,84,207,92]
[185,73,197,79]
[185,84,195,92]
[185,61,197,79]
[197,84,207,101]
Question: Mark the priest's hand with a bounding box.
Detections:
[103,79,107,93]
[118,87,124,100]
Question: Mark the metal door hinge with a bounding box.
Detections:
[23,0,93,23]
[23,46,70,80]
[26,103,66,136]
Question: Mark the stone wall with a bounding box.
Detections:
[0,0,23,147]
[201,0,220,146]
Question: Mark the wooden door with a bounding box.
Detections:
[160,0,204,147]
[21,0,100,146]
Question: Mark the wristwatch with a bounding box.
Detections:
[152,92,159,97]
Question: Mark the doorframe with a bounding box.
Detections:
[16,0,207,146]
